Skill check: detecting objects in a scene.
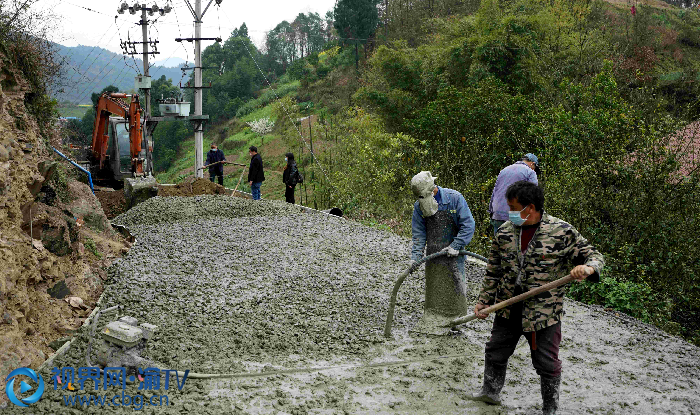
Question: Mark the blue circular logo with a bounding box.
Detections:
[5,368,45,407]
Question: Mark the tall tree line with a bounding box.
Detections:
[265,11,335,76]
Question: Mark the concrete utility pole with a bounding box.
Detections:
[178,0,221,178]
[141,6,151,119]
[194,0,203,178]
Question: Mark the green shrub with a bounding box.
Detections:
[84,238,102,259]
[236,82,299,118]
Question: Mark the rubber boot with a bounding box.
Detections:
[471,363,506,405]
[540,375,561,415]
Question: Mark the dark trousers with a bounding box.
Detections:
[285,186,295,204]
[209,172,223,185]
[485,316,562,379]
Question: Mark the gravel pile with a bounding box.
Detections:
[51,196,484,371]
[111,195,307,227]
[103,212,484,372]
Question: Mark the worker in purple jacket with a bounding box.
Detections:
[488,153,539,237]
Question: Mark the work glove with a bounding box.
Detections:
[441,246,460,257]
[409,259,421,272]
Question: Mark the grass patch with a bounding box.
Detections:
[84,238,102,259]
[57,105,89,118]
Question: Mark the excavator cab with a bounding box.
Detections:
[112,118,140,176]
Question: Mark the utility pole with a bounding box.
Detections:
[118,2,172,176]
[179,0,221,178]
[141,5,151,119]
[194,0,203,178]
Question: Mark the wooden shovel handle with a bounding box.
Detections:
[199,161,246,170]
[447,274,576,327]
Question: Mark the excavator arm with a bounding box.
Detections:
[90,93,144,174]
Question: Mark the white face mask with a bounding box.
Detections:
[411,171,439,217]
[285,157,288,162]
[417,192,438,217]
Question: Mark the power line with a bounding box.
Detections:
[65,20,119,86]
[68,21,127,90]
[62,1,112,16]
[72,51,124,105]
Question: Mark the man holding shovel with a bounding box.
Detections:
[471,181,604,414]
[205,143,226,185]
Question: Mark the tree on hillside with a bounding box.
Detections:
[266,21,297,73]
[382,0,480,46]
[324,11,335,42]
[201,23,262,121]
[90,85,119,106]
[334,0,380,69]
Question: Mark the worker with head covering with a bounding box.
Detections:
[410,171,476,330]
[488,153,540,237]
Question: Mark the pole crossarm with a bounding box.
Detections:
[176,37,222,42]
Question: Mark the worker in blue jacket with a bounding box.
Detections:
[410,171,475,278]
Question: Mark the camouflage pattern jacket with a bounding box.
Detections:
[478,212,605,332]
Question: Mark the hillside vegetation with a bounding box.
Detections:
[149,0,700,345]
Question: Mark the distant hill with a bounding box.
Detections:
[152,57,187,68]
[52,42,189,104]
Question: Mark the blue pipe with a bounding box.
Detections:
[51,147,94,194]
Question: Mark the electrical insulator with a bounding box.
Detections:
[121,1,129,11]
[118,7,125,14]
[129,6,136,14]
[151,4,159,13]
[133,3,142,11]
[163,4,171,13]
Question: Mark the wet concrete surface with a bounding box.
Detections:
[4,196,699,414]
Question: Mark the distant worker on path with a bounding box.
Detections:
[282,152,299,204]
[472,181,604,415]
[488,153,539,237]
[248,146,265,200]
[205,142,226,185]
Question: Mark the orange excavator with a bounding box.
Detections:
[89,92,152,185]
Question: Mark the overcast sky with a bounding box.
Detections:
[38,0,336,66]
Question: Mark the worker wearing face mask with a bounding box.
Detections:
[472,180,604,414]
[409,171,475,329]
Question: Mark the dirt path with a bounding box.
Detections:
[4,196,698,414]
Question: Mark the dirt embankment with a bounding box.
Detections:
[96,178,239,219]
[0,50,128,405]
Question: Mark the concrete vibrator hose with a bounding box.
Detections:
[383,249,488,338]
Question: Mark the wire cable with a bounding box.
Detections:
[72,51,124,105]
[62,0,112,16]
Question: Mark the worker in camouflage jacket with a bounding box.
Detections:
[471,181,604,415]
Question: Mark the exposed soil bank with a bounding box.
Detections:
[4,196,698,414]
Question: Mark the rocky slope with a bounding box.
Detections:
[0,48,127,405]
